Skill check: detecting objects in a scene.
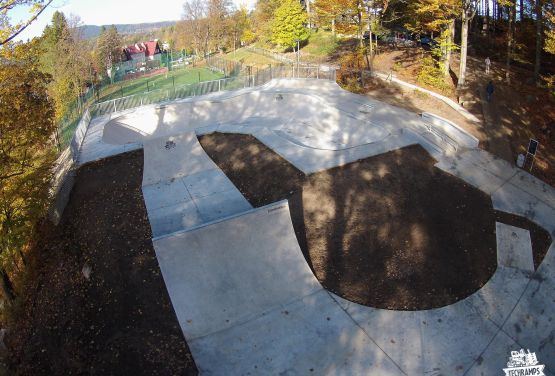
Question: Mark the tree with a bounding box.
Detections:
[94,25,123,77]
[40,13,90,119]
[458,0,479,88]
[0,0,54,46]
[504,0,517,83]
[314,0,344,35]
[207,0,233,52]
[253,0,281,44]
[411,0,459,76]
[231,5,253,49]
[182,0,210,56]
[534,0,543,84]
[0,40,56,303]
[271,0,310,48]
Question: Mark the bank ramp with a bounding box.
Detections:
[153,201,404,375]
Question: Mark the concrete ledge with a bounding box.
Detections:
[422,112,480,149]
[373,71,481,124]
[48,147,76,225]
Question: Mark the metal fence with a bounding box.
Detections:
[90,64,336,118]
[66,64,335,159]
[245,46,296,65]
[206,55,243,77]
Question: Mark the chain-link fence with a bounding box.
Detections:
[245,46,296,65]
[63,62,336,160]
[206,55,243,77]
[89,64,336,119]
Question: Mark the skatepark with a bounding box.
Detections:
[74,78,555,375]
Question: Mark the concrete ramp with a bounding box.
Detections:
[153,201,404,375]
[142,132,251,237]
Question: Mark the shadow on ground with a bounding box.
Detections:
[200,133,503,310]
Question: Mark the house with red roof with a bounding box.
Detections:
[123,40,162,62]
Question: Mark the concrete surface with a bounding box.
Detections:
[78,78,468,173]
[142,132,251,237]
[496,223,534,272]
[154,202,404,375]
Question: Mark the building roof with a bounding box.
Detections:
[123,40,160,60]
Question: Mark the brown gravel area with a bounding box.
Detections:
[5,150,197,376]
[199,133,550,310]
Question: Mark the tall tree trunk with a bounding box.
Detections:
[459,15,471,88]
[506,1,516,83]
[367,1,374,70]
[485,0,490,31]
[442,20,455,77]
[306,0,311,28]
[0,269,15,303]
[358,8,364,48]
[534,0,543,84]
[520,0,524,20]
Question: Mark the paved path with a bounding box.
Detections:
[76,79,555,375]
[141,132,251,237]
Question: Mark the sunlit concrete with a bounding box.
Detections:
[496,223,534,272]
[141,132,251,237]
[154,202,404,375]
[78,79,473,170]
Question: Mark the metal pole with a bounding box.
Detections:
[297,40,300,78]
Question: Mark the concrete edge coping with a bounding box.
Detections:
[373,71,482,124]
[421,112,480,146]
[152,199,289,242]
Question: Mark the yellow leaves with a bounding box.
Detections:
[0,40,55,270]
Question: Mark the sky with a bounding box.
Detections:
[12,0,256,41]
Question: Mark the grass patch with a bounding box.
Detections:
[224,49,278,68]
[96,67,224,103]
[302,30,338,59]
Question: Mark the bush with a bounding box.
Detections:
[417,56,448,91]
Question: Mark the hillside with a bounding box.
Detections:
[78,21,176,39]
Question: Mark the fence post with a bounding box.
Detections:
[113,100,117,113]
[218,79,221,92]
[317,66,319,80]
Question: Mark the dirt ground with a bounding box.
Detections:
[199,133,552,311]
[365,46,554,186]
[4,150,197,376]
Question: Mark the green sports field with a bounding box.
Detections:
[96,67,224,103]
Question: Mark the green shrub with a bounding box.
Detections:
[417,56,448,91]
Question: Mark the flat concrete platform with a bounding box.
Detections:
[496,223,534,272]
[154,202,404,375]
[142,132,251,237]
